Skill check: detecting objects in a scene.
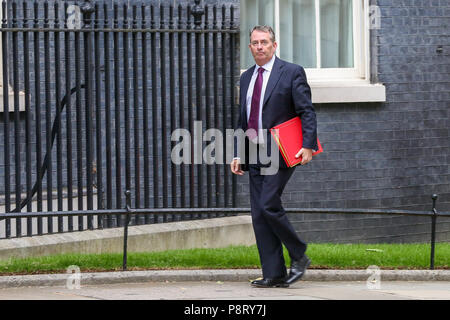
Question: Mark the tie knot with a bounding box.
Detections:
[258,67,265,75]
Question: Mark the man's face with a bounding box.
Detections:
[249,30,277,66]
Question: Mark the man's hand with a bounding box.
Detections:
[230,159,244,175]
[295,148,313,165]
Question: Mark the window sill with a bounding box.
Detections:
[309,80,386,104]
[0,89,26,112]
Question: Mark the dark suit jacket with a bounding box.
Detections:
[234,56,318,171]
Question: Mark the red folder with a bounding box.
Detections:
[270,116,323,167]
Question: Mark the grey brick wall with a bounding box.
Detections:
[236,0,450,243]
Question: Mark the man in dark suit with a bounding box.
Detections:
[230,25,318,288]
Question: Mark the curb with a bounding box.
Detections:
[1,269,450,288]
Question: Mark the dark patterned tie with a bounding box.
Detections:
[247,67,265,138]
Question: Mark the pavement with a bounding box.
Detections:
[0,269,449,300]
[1,280,450,300]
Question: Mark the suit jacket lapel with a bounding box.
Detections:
[240,65,255,128]
[262,57,284,108]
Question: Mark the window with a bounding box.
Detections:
[240,0,386,103]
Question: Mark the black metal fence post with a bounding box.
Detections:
[430,194,438,270]
[123,190,132,271]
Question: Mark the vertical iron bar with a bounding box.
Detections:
[192,1,204,212]
[2,0,11,237]
[177,4,186,210]
[123,3,131,226]
[141,3,150,220]
[113,3,122,224]
[169,5,177,212]
[82,1,95,229]
[94,3,103,228]
[12,1,21,236]
[150,5,159,212]
[187,5,194,211]
[64,2,73,232]
[23,1,33,236]
[74,4,83,231]
[33,0,43,234]
[160,5,168,215]
[430,194,438,270]
[204,5,212,211]
[212,5,220,210]
[44,0,53,232]
[132,4,141,220]
[75,24,83,231]
[229,6,237,209]
[221,5,228,209]
[54,1,63,232]
[103,2,113,227]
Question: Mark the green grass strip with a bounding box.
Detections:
[0,243,448,275]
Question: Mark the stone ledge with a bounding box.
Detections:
[0,216,256,260]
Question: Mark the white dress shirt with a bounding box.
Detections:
[233,55,276,161]
[245,54,276,144]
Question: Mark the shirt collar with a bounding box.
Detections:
[255,54,276,74]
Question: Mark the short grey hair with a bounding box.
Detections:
[249,25,276,43]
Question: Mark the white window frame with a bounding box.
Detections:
[302,0,363,80]
[241,0,386,103]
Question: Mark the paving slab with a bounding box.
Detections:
[0,280,449,300]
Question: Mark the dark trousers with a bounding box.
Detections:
[249,164,307,279]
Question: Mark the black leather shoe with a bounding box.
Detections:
[251,277,289,288]
[285,255,311,285]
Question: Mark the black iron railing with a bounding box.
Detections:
[1,192,449,270]
[0,0,239,238]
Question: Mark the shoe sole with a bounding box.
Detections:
[251,283,289,288]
